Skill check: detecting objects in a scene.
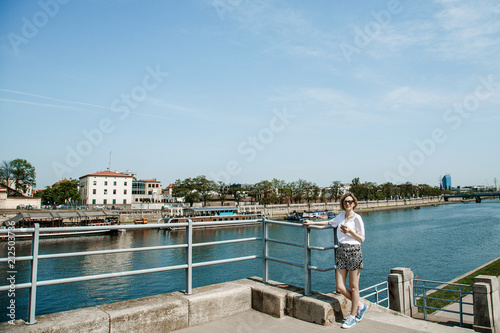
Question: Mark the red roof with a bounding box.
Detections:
[81,171,131,178]
[140,179,160,183]
[53,178,70,186]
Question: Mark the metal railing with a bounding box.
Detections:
[261,218,388,307]
[0,220,260,324]
[413,278,473,326]
[360,281,389,308]
[1,217,388,324]
[261,217,337,296]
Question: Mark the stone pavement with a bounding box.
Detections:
[173,307,471,333]
[432,294,474,326]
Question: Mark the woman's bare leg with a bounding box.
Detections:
[349,269,362,316]
[335,269,352,300]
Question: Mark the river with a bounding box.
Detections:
[1,200,499,322]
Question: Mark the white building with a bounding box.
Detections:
[79,171,133,206]
[132,178,163,203]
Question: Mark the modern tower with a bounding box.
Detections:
[442,174,452,190]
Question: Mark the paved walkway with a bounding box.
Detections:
[432,294,474,325]
[173,308,471,333]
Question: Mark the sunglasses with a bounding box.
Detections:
[343,200,355,205]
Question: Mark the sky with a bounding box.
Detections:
[0,0,499,189]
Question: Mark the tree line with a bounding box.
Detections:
[173,175,443,206]
[0,158,445,207]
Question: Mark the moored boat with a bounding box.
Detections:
[1,211,120,240]
[157,206,261,230]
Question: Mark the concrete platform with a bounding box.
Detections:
[173,308,471,333]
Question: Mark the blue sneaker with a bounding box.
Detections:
[356,303,367,322]
[341,315,357,329]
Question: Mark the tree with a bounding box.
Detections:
[0,160,14,191]
[330,180,343,202]
[172,176,216,206]
[41,179,80,206]
[283,181,296,204]
[2,159,36,196]
[229,185,244,206]
[304,181,319,204]
[173,178,201,206]
[293,179,310,203]
[192,175,216,206]
[251,180,273,205]
[350,177,362,199]
[216,181,229,206]
[271,178,287,204]
[380,182,395,199]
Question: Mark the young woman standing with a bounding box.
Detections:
[303,192,367,329]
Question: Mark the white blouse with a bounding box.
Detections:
[328,212,365,245]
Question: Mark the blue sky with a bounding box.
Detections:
[1,0,499,189]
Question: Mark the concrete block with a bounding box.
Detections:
[389,267,417,316]
[97,291,188,333]
[0,307,109,333]
[473,275,500,333]
[286,290,344,326]
[237,277,302,318]
[184,281,251,326]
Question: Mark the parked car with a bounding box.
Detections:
[93,205,105,210]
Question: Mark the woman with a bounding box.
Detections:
[303,192,367,329]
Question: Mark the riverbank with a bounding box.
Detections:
[413,257,500,327]
[0,196,462,224]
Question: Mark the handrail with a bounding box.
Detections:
[360,281,389,307]
[261,217,336,296]
[1,216,385,325]
[1,219,260,324]
[413,278,473,326]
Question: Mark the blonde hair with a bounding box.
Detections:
[340,192,358,211]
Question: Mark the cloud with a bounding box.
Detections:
[0,89,173,120]
[382,86,448,111]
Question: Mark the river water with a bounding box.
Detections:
[1,200,499,322]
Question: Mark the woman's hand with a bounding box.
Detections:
[340,224,350,234]
[302,219,312,225]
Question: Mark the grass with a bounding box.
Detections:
[416,258,500,314]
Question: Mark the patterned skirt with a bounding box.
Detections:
[336,243,363,271]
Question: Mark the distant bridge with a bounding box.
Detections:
[443,192,500,202]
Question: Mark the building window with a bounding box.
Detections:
[103,199,107,204]
[93,181,97,185]
[113,189,116,195]
[104,189,108,195]
[123,199,127,204]
[112,199,116,204]
[124,190,127,195]
[113,181,117,186]
[124,182,127,186]
[93,189,96,195]
[92,199,96,205]
[104,181,108,186]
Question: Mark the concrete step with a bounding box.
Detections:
[172,308,471,333]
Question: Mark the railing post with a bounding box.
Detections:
[459,285,464,327]
[423,282,427,321]
[185,219,193,295]
[473,275,499,333]
[27,223,40,325]
[262,217,268,283]
[388,267,417,317]
[304,224,311,296]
